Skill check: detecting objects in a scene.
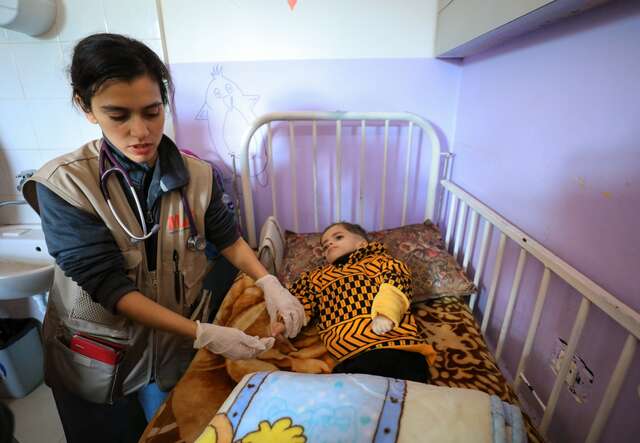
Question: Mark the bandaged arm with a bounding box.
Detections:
[371,258,413,326]
[371,283,410,326]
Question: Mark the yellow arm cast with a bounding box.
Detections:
[371,283,410,326]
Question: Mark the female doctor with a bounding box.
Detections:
[21,33,304,443]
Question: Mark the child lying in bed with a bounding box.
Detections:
[274,222,436,383]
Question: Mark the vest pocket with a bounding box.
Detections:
[69,290,129,331]
[67,250,141,331]
[48,334,122,404]
[182,260,211,317]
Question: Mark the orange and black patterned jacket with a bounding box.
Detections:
[289,242,436,364]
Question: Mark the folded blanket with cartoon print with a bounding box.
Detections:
[195,371,526,443]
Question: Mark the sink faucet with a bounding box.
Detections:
[0,170,36,208]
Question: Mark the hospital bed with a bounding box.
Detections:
[140,111,638,443]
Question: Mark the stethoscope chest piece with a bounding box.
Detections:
[187,235,207,252]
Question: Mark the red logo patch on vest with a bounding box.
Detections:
[167,212,189,233]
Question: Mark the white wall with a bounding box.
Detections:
[0,0,438,225]
[0,0,165,224]
[161,0,437,63]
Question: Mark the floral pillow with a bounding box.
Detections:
[278,221,476,302]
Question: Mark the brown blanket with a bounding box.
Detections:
[141,275,543,443]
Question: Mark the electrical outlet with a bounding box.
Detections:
[550,338,594,404]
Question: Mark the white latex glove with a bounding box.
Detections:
[255,274,306,338]
[371,315,395,335]
[193,321,275,360]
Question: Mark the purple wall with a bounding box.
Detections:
[452,1,640,442]
[170,58,461,232]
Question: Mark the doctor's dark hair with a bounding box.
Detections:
[321,222,369,242]
[70,33,173,112]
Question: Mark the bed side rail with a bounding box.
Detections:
[440,179,639,441]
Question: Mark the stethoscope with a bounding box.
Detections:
[98,140,207,251]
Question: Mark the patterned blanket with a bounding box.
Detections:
[141,276,543,443]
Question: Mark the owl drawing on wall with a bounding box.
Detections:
[196,65,266,177]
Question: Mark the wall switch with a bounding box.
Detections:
[550,338,594,404]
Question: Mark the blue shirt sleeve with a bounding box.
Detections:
[36,183,138,313]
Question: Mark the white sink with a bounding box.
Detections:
[0,224,54,300]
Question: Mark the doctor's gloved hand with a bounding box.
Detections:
[371,315,395,335]
[255,274,306,338]
[193,321,275,360]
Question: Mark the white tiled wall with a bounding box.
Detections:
[0,0,165,224]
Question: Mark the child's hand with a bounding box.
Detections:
[371,315,394,335]
[256,274,305,338]
[270,320,298,352]
[271,321,286,338]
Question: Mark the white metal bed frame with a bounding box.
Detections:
[238,111,442,248]
[237,111,639,442]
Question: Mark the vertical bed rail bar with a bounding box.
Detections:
[462,210,479,273]
[481,232,507,335]
[312,120,319,232]
[380,119,390,230]
[540,297,591,435]
[586,334,637,443]
[437,153,454,226]
[335,120,342,222]
[445,194,458,251]
[268,123,276,218]
[359,120,366,225]
[469,220,492,311]
[401,122,414,226]
[496,248,528,360]
[514,267,551,391]
[288,121,299,232]
[424,127,441,223]
[453,202,467,260]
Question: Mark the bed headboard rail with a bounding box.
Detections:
[238,111,442,247]
[441,179,639,442]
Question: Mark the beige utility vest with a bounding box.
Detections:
[23,139,213,403]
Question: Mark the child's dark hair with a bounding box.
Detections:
[70,33,174,112]
[322,222,369,242]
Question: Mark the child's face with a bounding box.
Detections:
[321,225,368,264]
